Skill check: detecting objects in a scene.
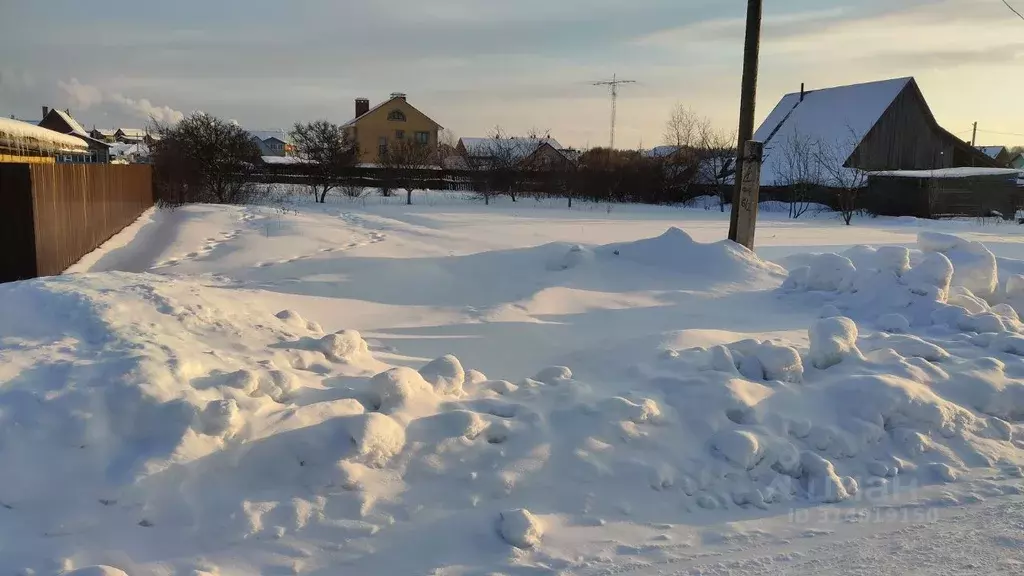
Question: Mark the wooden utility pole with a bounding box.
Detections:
[734,141,764,250]
[728,0,763,242]
[971,122,978,147]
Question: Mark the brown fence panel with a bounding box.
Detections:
[0,164,38,282]
[27,164,153,277]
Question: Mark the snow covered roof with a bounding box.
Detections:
[870,167,1021,178]
[261,155,311,165]
[116,128,148,138]
[754,77,913,187]
[0,117,89,153]
[646,145,682,158]
[109,142,150,157]
[459,137,563,160]
[976,146,1007,159]
[92,128,117,137]
[51,109,90,138]
[249,130,292,144]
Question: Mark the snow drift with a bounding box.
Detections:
[3,231,1024,575]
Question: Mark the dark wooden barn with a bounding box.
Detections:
[754,77,997,187]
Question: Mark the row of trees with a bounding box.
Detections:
[152,107,869,226]
[151,109,743,209]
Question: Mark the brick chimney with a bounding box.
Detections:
[42,106,50,118]
[355,98,370,119]
[390,92,407,101]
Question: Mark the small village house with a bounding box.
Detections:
[1011,152,1024,170]
[456,136,575,170]
[344,93,441,164]
[753,77,997,188]
[89,128,117,143]
[249,130,294,157]
[0,117,89,164]
[976,146,1015,167]
[37,106,111,163]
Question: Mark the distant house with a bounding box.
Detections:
[89,128,117,143]
[115,128,149,144]
[752,77,997,187]
[1010,153,1024,170]
[343,93,442,164]
[456,136,574,170]
[249,130,294,157]
[37,106,110,163]
[976,146,1013,167]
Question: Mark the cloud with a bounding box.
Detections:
[57,78,103,109]
[108,93,185,124]
[57,77,184,123]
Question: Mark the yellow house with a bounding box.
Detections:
[343,93,441,164]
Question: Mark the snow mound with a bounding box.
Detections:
[419,354,466,395]
[809,316,861,369]
[782,234,1021,334]
[919,232,998,299]
[604,227,786,282]
[346,413,407,467]
[546,243,595,271]
[499,509,544,549]
[319,329,371,362]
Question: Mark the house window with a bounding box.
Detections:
[396,130,405,140]
[379,136,388,156]
[415,131,429,145]
[387,110,407,122]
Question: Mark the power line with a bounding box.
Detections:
[977,128,1024,137]
[1004,0,1024,21]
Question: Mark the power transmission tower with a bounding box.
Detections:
[593,73,636,150]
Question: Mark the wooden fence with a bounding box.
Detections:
[0,163,153,282]
[863,173,1022,219]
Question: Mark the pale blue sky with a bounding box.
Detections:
[1,0,1021,147]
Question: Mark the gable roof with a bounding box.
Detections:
[459,137,563,160]
[92,128,117,137]
[0,117,89,153]
[249,129,292,144]
[342,96,442,129]
[754,77,913,186]
[116,128,149,138]
[646,145,683,158]
[47,109,91,138]
[976,145,1007,160]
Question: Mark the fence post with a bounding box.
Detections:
[734,140,763,250]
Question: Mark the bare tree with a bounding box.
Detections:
[815,130,867,225]
[378,139,435,205]
[772,130,822,219]
[290,120,359,203]
[152,112,262,205]
[663,105,709,150]
[480,126,549,202]
[435,128,459,167]
[458,136,497,205]
[695,124,737,212]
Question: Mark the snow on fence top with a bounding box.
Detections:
[870,167,1021,179]
[0,117,89,153]
[754,77,912,187]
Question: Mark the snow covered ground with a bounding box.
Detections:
[4,191,1024,575]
